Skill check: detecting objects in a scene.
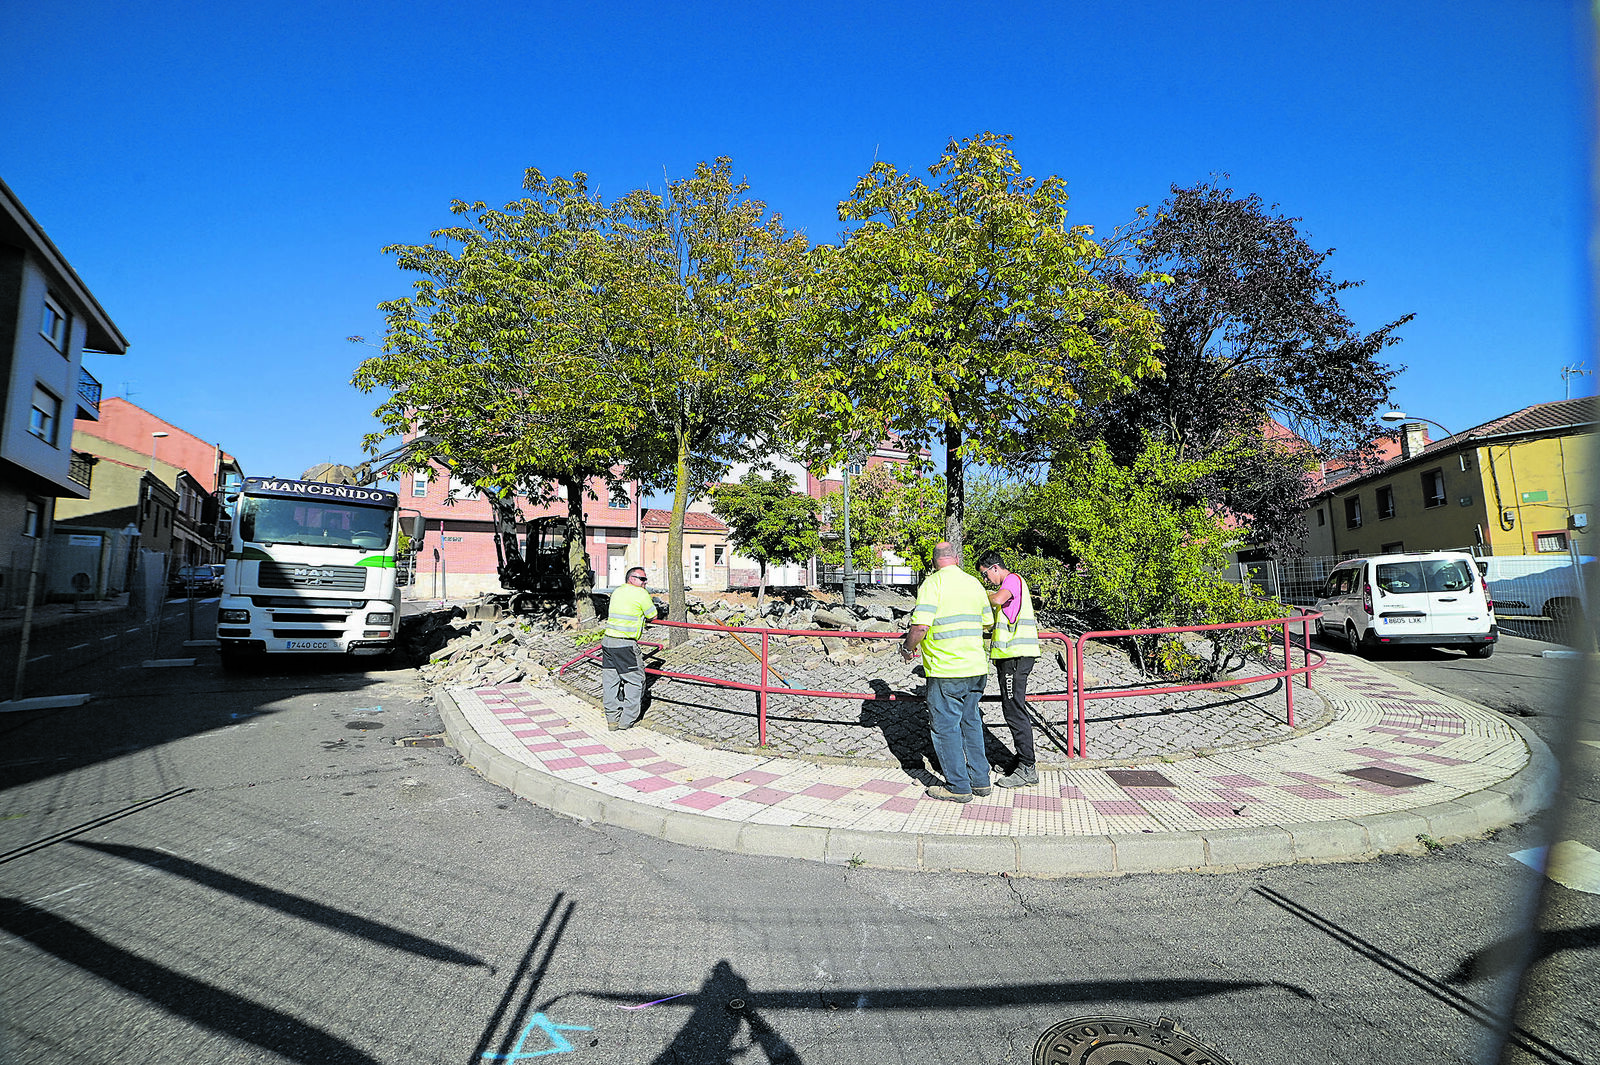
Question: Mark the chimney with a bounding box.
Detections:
[1399,422,1429,460]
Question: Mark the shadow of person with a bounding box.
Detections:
[651,960,802,1065]
[858,679,938,784]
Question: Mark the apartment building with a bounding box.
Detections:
[0,177,127,596]
[1301,398,1596,559]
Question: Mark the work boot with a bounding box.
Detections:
[972,786,993,797]
[996,763,1038,788]
[924,785,973,803]
[606,721,621,731]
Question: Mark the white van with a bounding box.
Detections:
[1474,554,1592,622]
[1313,551,1498,658]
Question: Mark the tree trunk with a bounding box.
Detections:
[757,561,767,619]
[944,418,965,556]
[666,427,691,647]
[561,473,594,623]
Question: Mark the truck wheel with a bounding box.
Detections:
[219,647,253,673]
[1465,642,1495,659]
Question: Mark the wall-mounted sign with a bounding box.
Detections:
[1521,490,1549,502]
[67,534,101,547]
[441,535,464,543]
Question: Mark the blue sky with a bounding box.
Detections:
[3,1,1591,484]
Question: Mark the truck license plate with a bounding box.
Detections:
[285,640,333,650]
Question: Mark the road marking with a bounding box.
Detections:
[1511,841,1600,894]
[100,634,117,641]
[125,628,141,635]
[1580,740,1600,751]
[27,655,49,663]
[66,643,89,652]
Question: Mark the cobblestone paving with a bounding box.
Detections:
[555,624,1328,767]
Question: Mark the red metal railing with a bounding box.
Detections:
[558,609,1325,757]
[1071,609,1323,755]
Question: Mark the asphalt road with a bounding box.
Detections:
[0,605,1591,1064]
[1312,628,1599,1065]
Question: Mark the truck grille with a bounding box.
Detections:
[258,562,368,592]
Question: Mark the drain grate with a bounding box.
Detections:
[1342,766,1432,788]
[1106,769,1177,788]
[397,735,446,748]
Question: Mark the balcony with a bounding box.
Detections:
[76,366,103,420]
[68,451,95,491]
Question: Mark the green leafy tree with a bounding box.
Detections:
[1020,440,1276,675]
[1092,179,1410,553]
[787,133,1164,553]
[352,169,636,621]
[817,464,945,572]
[708,470,820,615]
[600,160,812,639]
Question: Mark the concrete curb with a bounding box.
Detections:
[436,686,1559,878]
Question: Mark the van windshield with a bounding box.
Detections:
[1377,559,1475,594]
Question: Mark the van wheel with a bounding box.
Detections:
[1345,623,1362,653]
[1358,628,1381,659]
[1465,642,1495,659]
[1545,598,1578,623]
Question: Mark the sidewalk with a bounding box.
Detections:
[438,653,1555,876]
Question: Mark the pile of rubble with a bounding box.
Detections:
[403,602,582,689]
[403,587,923,690]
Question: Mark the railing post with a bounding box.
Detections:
[1074,636,1087,758]
[1303,616,1313,690]
[758,629,769,747]
[1282,619,1296,727]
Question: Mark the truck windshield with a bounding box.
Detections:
[239,495,394,549]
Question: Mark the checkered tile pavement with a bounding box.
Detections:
[451,656,1529,838]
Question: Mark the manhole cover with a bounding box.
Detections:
[1034,1016,1232,1065]
[1342,766,1431,788]
[345,721,385,731]
[1106,769,1177,788]
[398,735,446,747]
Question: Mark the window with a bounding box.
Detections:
[1381,541,1405,553]
[1535,530,1569,553]
[1316,508,1326,527]
[713,545,726,566]
[23,500,40,538]
[608,485,631,509]
[1344,497,1362,529]
[28,386,60,445]
[446,474,476,500]
[40,295,69,353]
[1376,485,1395,520]
[1422,468,1446,508]
[411,472,428,498]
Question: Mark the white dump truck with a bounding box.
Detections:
[216,475,422,668]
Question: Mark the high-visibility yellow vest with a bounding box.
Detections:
[990,573,1040,660]
[604,583,656,640]
[910,566,991,678]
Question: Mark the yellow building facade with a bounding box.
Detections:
[1302,398,1595,559]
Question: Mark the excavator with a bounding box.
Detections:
[304,438,585,612]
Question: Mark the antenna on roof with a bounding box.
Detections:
[1561,363,1590,400]
[121,381,137,399]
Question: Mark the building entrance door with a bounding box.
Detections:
[607,546,628,587]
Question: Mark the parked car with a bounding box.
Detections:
[1474,554,1594,622]
[169,563,224,597]
[1312,551,1497,658]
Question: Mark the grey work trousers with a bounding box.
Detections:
[601,636,646,727]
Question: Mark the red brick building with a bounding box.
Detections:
[402,465,644,598]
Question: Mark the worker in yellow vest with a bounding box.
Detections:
[602,566,657,730]
[901,541,994,803]
[978,551,1041,787]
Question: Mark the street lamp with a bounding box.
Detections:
[1380,410,1454,442]
[150,431,169,471]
